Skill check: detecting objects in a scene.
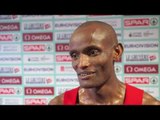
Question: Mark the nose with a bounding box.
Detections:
[74,54,90,70]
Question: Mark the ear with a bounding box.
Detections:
[113,43,123,61]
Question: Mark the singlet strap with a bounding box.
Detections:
[63,87,79,105]
[124,84,144,105]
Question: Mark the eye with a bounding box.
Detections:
[70,52,79,60]
[88,49,100,56]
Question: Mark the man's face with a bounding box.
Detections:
[69,25,115,88]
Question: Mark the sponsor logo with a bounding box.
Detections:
[0,44,21,53]
[0,33,20,42]
[124,18,149,26]
[87,15,113,18]
[0,97,23,105]
[125,77,149,84]
[23,33,53,42]
[0,23,20,31]
[56,76,79,85]
[0,76,22,85]
[22,21,52,31]
[22,15,52,20]
[0,87,22,95]
[150,17,158,26]
[25,87,54,95]
[115,30,122,40]
[124,41,159,51]
[56,43,69,52]
[115,57,122,62]
[56,86,78,95]
[0,55,21,64]
[25,98,48,105]
[24,76,54,85]
[150,77,159,84]
[91,18,121,28]
[139,87,159,98]
[0,15,19,20]
[114,65,122,74]
[124,53,158,62]
[23,44,53,52]
[0,66,21,74]
[55,32,72,41]
[54,20,86,30]
[124,64,158,74]
[124,29,159,40]
[54,15,86,19]
[124,17,158,27]
[56,65,76,74]
[23,65,54,74]
[23,54,54,64]
[56,55,72,62]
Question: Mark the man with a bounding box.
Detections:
[49,21,160,105]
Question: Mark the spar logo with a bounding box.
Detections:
[25,87,54,95]
[56,43,69,52]
[0,33,20,42]
[0,23,20,31]
[23,32,53,42]
[25,98,48,105]
[56,55,72,62]
[125,76,158,85]
[0,88,15,94]
[23,44,53,52]
[124,65,158,74]
[125,77,149,84]
[124,17,158,27]
[0,87,22,95]
[124,18,149,26]
[0,76,22,85]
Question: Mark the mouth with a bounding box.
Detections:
[78,71,96,80]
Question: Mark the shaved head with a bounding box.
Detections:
[70,21,118,47]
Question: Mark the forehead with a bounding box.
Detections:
[69,25,113,50]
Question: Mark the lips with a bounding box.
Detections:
[78,71,96,80]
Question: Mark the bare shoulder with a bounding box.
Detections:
[48,93,64,105]
[142,92,160,105]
